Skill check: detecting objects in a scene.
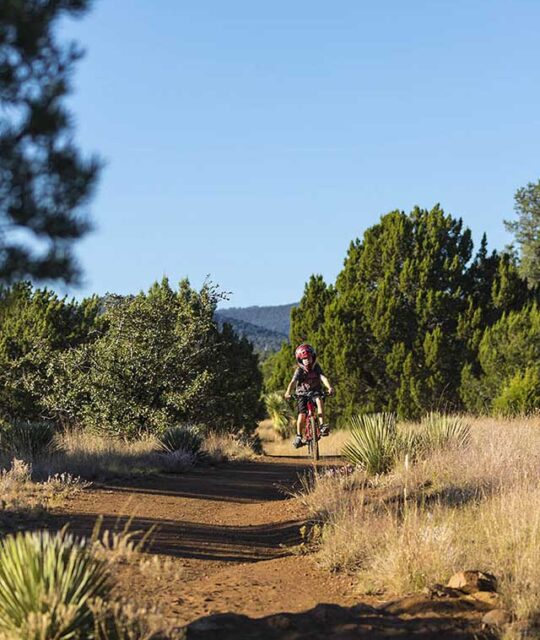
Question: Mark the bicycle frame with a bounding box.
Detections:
[300,391,325,462]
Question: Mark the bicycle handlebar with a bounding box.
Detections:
[290,390,333,400]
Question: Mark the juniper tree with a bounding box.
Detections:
[0,0,99,283]
[263,276,334,394]
[505,180,540,287]
[266,205,535,422]
[0,281,100,420]
[51,278,264,438]
[461,303,540,414]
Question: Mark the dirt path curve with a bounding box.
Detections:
[50,456,491,638]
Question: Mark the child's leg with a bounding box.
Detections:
[315,397,325,425]
[296,412,306,437]
[316,397,330,435]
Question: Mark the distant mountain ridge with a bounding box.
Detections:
[216,303,296,336]
[215,303,297,354]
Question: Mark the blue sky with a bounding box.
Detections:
[60,0,540,307]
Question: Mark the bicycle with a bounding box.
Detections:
[294,390,330,462]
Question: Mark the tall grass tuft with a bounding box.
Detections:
[264,392,294,439]
[421,412,471,451]
[157,424,203,456]
[0,421,57,460]
[342,413,397,474]
[0,529,110,639]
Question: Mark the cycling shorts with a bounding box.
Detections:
[297,392,322,415]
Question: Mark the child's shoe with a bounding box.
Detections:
[320,424,330,436]
[293,434,305,449]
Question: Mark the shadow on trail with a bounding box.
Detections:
[37,459,325,562]
[182,601,492,639]
[43,510,304,563]
[94,458,331,504]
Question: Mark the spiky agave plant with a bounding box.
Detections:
[264,392,294,439]
[157,424,203,456]
[421,412,471,450]
[342,413,398,474]
[0,529,110,639]
[0,421,58,460]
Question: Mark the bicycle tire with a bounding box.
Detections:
[309,416,319,461]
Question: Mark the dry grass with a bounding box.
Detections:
[42,431,171,480]
[202,432,256,462]
[87,518,186,638]
[261,423,350,458]
[23,429,258,481]
[299,415,540,630]
[0,459,89,526]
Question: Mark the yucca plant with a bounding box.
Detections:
[0,421,58,460]
[0,529,110,639]
[396,425,428,462]
[342,413,398,474]
[157,424,203,456]
[421,412,471,451]
[265,392,294,439]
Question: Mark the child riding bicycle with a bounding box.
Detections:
[284,343,334,449]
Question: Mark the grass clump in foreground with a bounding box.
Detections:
[300,415,540,634]
[0,529,109,639]
[0,528,178,639]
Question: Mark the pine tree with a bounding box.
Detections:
[0,0,100,283]
[504,179,540,287]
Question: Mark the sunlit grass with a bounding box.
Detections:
[298,415,540,631]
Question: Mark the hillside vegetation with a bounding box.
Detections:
[214,313,288,354]
[216,303,296,336]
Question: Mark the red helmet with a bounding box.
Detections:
[295,343,316,370]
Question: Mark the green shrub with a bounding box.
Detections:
[421,412,471,450]
[342,413,398,474]
[492,367,540,417]
[157,425,203,456]
[0,421,57,460]
[264,392,294,439]
[0,529,110,639]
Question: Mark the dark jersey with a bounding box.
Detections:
[293,363,324,394]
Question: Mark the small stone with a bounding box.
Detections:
[447,570,497,594]
[482,608,511,628]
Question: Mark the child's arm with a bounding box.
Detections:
[284,374,297,399]
[320,374,334,395]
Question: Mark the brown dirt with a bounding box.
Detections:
[47,456,494,638]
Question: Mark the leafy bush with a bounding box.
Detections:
[421,412,471,450]
[157,425,203,456]
[264,392,294,439]
[0,421,57,460]
[342,413,398,474]
[492,367,540,417]
[0,530,110,639]
[45,279,263,440]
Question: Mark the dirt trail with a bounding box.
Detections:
[50,456,492,638]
